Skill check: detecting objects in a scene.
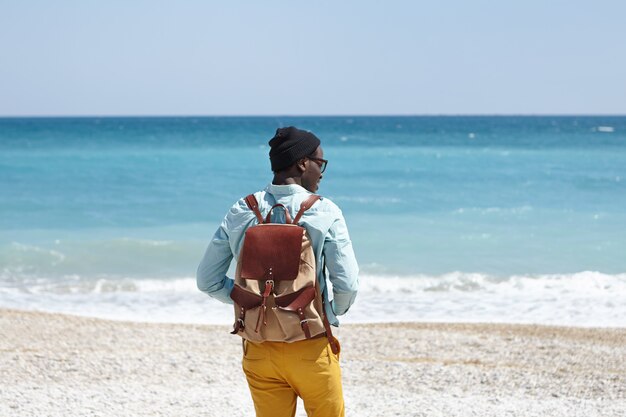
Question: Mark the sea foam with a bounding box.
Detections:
[1,272,624,328]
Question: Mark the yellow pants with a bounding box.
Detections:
[242,336,344,417]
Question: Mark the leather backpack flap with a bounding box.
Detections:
[274,285,316,311]
[270,232,316,296]
[229,282,264,336]
[240,224,304,281]
[230,284,263,309]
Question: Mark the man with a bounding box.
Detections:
[197,126,359,417]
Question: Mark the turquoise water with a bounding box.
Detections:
[1,116,625,325]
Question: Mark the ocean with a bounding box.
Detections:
[1,116,625,327]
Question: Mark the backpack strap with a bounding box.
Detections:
[264,204,293,224]
[292,195,321,225]
[244,194,264,224]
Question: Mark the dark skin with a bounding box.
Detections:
[272,146,324,193]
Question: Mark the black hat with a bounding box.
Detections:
[268,126,321,172]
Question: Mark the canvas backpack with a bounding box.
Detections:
[229,193,339,354]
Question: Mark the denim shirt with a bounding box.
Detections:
[197,183,359,326]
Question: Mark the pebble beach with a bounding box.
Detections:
[1,308,624,417]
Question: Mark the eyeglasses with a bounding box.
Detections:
[306,157,328,173]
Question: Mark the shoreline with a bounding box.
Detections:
[2,308,625,416]
[3,305,626,330]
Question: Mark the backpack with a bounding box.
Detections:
[229,193,339,354]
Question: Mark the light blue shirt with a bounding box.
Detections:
[197,183,359,326]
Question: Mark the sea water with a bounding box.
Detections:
[1,116,625,327]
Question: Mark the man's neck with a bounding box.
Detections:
[272,176,302,186]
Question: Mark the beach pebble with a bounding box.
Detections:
[1,310,625,417]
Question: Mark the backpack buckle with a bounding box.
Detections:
[299,318,312,339]
[262,280,274,297]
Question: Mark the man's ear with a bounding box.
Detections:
[296,158,307,172]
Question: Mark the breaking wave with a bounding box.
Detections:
[1,271,624,328]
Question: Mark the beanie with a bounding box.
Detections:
[268,126,321,172]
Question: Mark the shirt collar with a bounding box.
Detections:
[264,183,312,196]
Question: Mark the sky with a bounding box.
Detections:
[1,1,625,116]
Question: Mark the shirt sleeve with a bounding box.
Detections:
[196,218,235,305]
[323,211,359,316]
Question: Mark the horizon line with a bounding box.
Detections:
[1,113,626,119]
